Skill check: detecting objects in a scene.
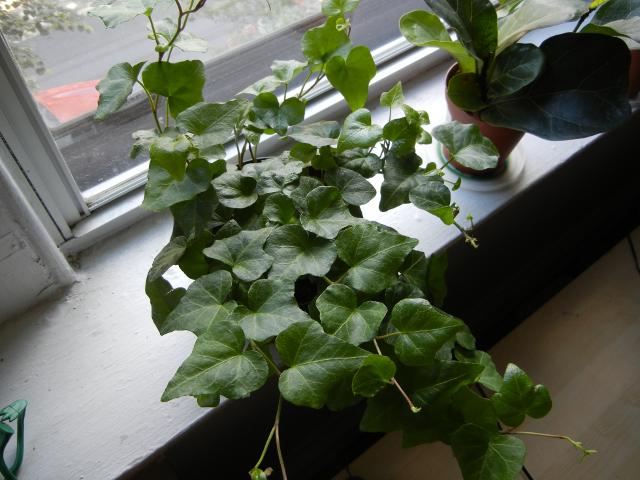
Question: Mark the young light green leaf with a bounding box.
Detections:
[301,16,351,64]
[162,271,236,336]
[379,151,427,212]
[452,425,525,480]
[89,0,158,28]
[177,99,250,147]
[325,167,376,206]
[203,228,273,282]
[300,186,359,239]
[287,121,341,147]
[230,279,310,342]
[409,181,457,225]
[161,320,268,401]
[388,298,464,366]
[322,0,361,16]
[212,171,259,209]
[326,46,376,111]
[399,10,476,73]
[316,284,387,345]
[263,193,297,225]
[352,355,396,397]
[142,158,212,212]
[487,43,544,99]
[153,18,208,53]
[380,81,405,108]
[264,224,337,281]
[491,363,552,427]
[276,321,371,408]
[271,59,308,82]
[250,93,306,136]
[336,223,418,294]
[337,109,383,153]
[142,60,205,118]
[432,121,499,171]
[95,62,144,120]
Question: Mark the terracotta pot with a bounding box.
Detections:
[444,65,524,177]
[629,50,640,98]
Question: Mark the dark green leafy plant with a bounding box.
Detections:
[91,0,595,478]
[400,0,633,140]
[581,0,640,48]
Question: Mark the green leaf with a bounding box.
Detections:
[481,33,632,140]
[95,62,144,120]
[230,279,310,341]
[455,349,503,392]
[336,223,418,294]
[146,277,186,334]
[380,81,405,108]
[142,158,212,212]
[88,0,157,28]
[326,46,376,111]
[251,93,306,136]
[147,236,187,282]
[401,250,448,307]
[452,425,525,480]
[316,284,387,345]
[276,321,371,409]
[161,320,268,401]
[387,298,464,366]
[196,394,220,408]
[142,60,206,118]
[289,176,323,209]
[301,16,351,65]
[177,99,250,147]
[337,109,383,153]
[409,181,457,225]
[423,0,498,64]
[153,18,208,53]
[263,193,297,225]
[379,150,426,212]
[149,134,190,180]
[162,271,236,336]
[287,121,341,147]
[325,167,376,206]
[264,224,338,281]
[300,186,359,239]
[203,228,273,282]
[447,73,487,112]
[171,187,218,240]
[497,0,588,53]
[322,0,361,16]
[337,151,383,178]
[212,171,259,209]
[411,360,484,405]
[399,10,476,73]
[352,355,396,397]
[271,59,308,82]
[589,0,640,42]
[487,43,545,99]
[432,121,499,171]
[491,363,552,427]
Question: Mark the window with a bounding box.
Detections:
[0,0,424,227]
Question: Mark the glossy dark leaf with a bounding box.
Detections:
[325,167,376,206]
[142,60,206,118]
[487,43,544,99]
[352,355,396,397]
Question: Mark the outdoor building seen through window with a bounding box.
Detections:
[1,0,422,206]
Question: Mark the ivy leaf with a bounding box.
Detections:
[491,363,552,427]
[399,10,476,73]
[146,278,186,336]
[161,320,269,401]
[409,181,457,225]
[411,360,485,406]
[337,151,383,178]
[452,425,525,480]
[212,171,259,209]
[95,62,144,120]
[153,18,208,53]
[380,81,405,108]
[316,284,387,345]
[432,121,499,171]
[250,93,306,136]
[322,0,361,16]
[352,355,396,397]
[230,279,310,341]
[455,349,503,392]
[263,193,297,225]
[89,0,158,28]
[287,121,341,147]
[487,43,545,99]
[301,16,351,65]
[148,134,190,180]
[170,187,218,241]
[336,223,418,294]
[276,321,371,409]
[401,250,448,307]
[300,186,359,239]
[142,60,205,118]
[271,59,308,82]
[326,46,377,111]
[147,236,187,282]
[379,150,426,212]
[388,298,464,366]
[203,228,273,282]
[289,176,323,209]
[325,167,376,206]
[142,158,212,212]
[177,99,250,147]
[264,224,337,281]
[337,109,383,153]
[162,271,236,336]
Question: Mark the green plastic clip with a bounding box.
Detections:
[0,400,27,480]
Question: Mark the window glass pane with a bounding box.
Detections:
[1,0,423,203]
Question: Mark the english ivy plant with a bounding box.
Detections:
[400,0,634,140]
[91,0,594,478]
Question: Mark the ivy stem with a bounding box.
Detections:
[299,72,325,99]
[322,276,334,285]
[454,221,479,249]
[137,80,162,133]
[506,431,597,459]
[275,395,288,480]
[234,127,243,167]
[251,341,281,376]
[251,425,275,473]
[372,339,421,414]
[375,331,402,340]
[573,11,591,33]
[297,70,312,98]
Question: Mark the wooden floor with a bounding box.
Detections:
[335,228,640,480]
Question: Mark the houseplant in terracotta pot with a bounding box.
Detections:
[90,0,595,478]
[400,0,633,175]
